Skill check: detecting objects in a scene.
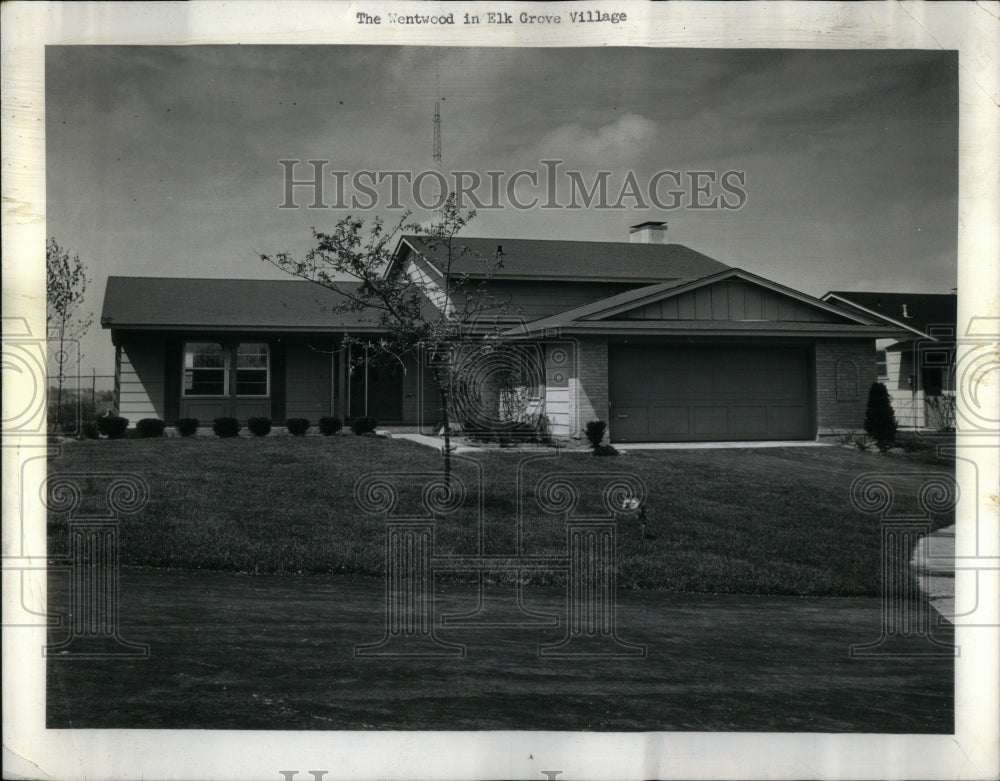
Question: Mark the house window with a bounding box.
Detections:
[835,358,859,401]
[236,342,269,396]
[184,342,227,396]
[875,349,888,378]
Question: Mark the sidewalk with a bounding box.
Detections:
[911,524,956,622]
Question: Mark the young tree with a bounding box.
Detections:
[46,238,93,433]
[864,381,898,452]
[259,197,508,479]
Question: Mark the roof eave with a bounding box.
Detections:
[820,293,937,339]
[506,322,908,339]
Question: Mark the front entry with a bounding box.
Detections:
[349,357,403,421]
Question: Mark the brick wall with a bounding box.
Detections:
[815,338,877,432]
[570,337,608,439]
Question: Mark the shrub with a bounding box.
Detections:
[136,418,166,438]
[247,417,272,437]
[584,420,607,451]
[863,382,898,452]
[47,387,114,434]
[175,417,199,437]
[532,413,553,445]
[319,416,343,436]
[80,421,101,440]
[593,443,619,457]
[97,415,129,439]
[286,417,310,436]
[896,431,931,454]
[212,417,241,438]
[350,416,378,436]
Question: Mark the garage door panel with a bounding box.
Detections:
[612,407,648,441]
[731,406,768,436]
[692,407,729,436]
[768,405,810,438]
[651,406,690,436]
[609,345,812,442]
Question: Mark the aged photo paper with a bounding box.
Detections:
[3,2,998,779]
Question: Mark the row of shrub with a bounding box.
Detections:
[199,416,355,438]
[81,415,380,439]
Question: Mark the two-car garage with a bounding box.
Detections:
[607,344,814,443]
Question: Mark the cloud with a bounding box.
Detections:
[516,113,659,169]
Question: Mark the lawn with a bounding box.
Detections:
[45,568,954,732]
[45,436,955,596]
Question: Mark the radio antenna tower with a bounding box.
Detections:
[432,57,442,165]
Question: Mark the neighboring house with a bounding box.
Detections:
[101,222,905,443]
[821,291,957,430]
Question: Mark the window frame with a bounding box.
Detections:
[875,349,888,379]
[835,358,859,401]
[234,341,271,398]
[181,341,272,399]
[182,341,229,398]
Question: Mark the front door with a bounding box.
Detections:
[349,357,403,421]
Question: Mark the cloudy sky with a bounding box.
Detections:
[46,46,958,375]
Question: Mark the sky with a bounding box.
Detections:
[45,46,958,379]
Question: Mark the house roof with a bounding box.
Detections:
[101,276,433,331]
[822,291,957,340]
[397,235,730,282]
[503,268,902,338]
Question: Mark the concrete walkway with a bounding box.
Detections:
[393,432,834,453]
[391,432,480,453]
[911,524,956,623]
[614,440,831,451]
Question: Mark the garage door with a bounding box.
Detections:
[608,345,812,442]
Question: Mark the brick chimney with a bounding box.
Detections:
[629,221,668,244]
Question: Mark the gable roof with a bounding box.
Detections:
[397,235,730,283]
[504,269,907,339]
[822,292,957,340]
[101,276,434,331]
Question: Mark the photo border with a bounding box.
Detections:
[3,2,998,779]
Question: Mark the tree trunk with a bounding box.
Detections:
[439,385,452,483]
[54,327,65,433]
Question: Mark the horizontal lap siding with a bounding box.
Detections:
[117,339,166,422]
[285,342,332,421]
[544,342,573,437]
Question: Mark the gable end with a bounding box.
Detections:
[610,279,854,324]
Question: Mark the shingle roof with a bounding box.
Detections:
[399,235,730,282]
[100,276,430,330]
[823,291,957,339]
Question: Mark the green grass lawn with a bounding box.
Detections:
[46,569,954,732]
[45,436,954,596]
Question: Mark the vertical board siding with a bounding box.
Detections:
[744,284,763,320]
[401,353,439,429]
[284,342,332,421]
[619,280,842,323]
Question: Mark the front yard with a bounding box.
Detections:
[45,436,955,596]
